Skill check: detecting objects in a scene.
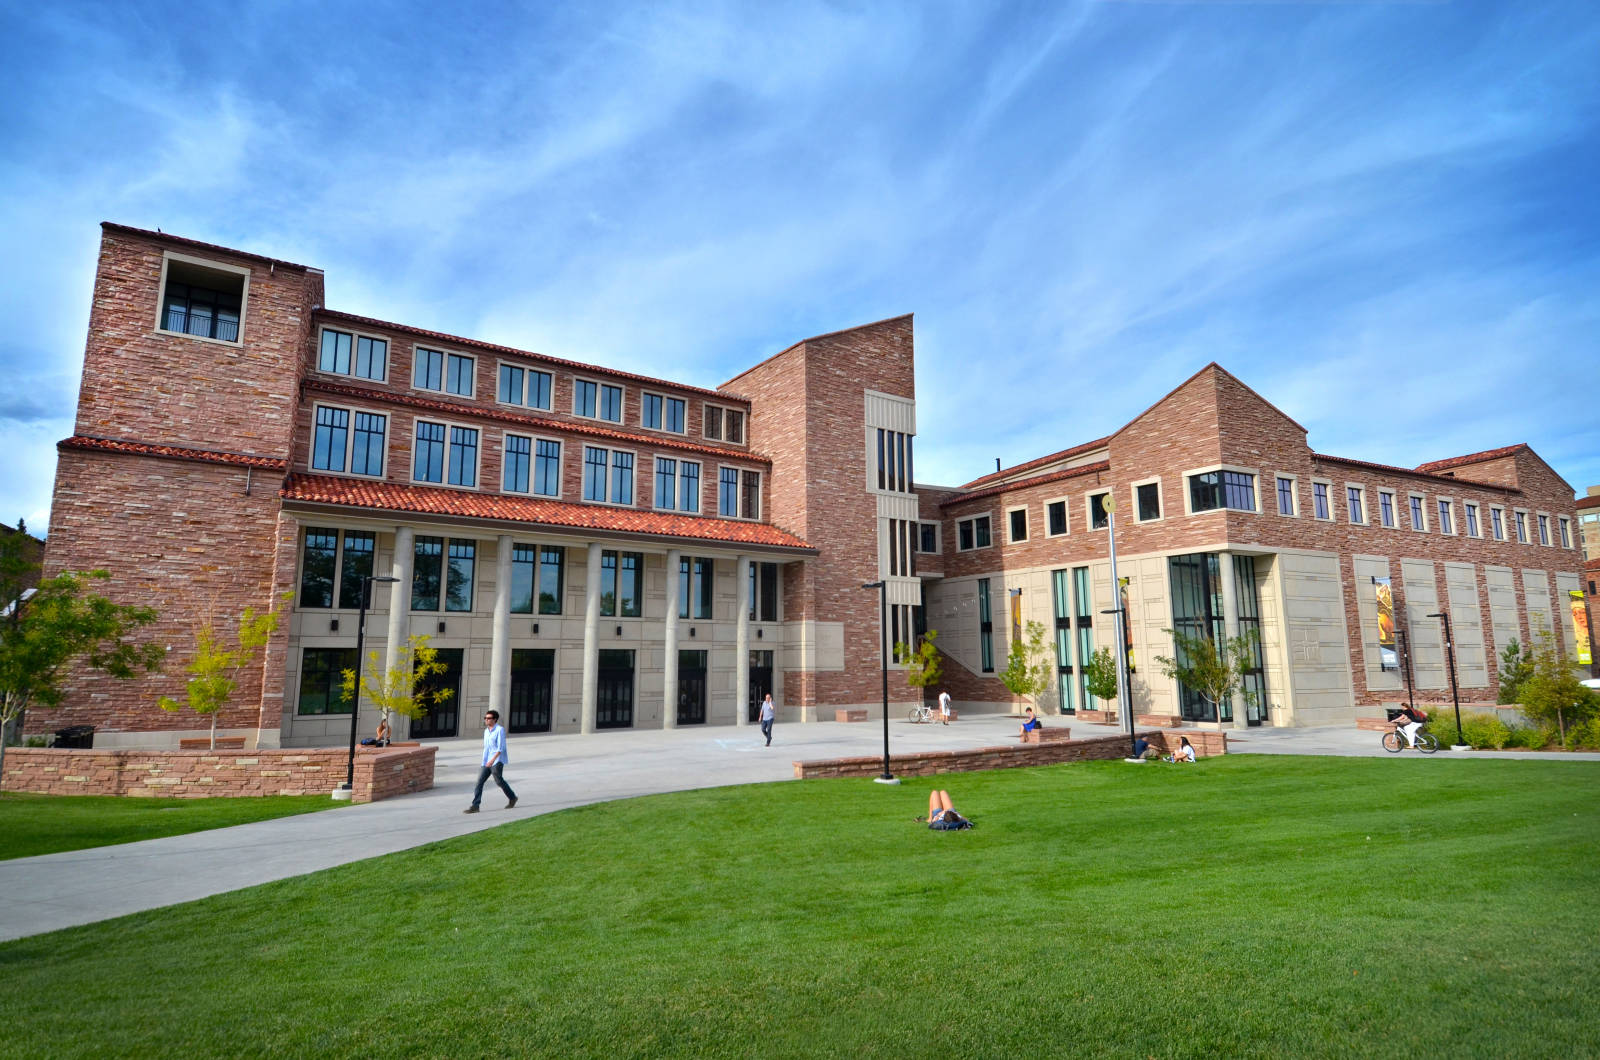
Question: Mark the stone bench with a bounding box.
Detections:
[1075,710,1119,726]
[1135,713,1182,728]
[835,709,869,723]
[1021,726,1073,744]
[179,737,246,750]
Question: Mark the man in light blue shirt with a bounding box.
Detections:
[464,709,517,813]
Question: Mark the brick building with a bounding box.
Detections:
[37,225,1590,746]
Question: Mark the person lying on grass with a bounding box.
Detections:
[918,789,974,830]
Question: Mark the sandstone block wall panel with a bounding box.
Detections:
[1443,561,1489,687]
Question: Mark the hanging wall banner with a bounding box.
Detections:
[1375,577,1398,671]
[1571,590,1592,666]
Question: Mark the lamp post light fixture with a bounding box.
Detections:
[1099,495,1137,758]
[338,573,400,800]
[1426,611,1468,749]
[1396,627,1417,712]
[861,580,898,784]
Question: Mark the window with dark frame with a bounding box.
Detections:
[161,260,244,342]
[1490,507,1504,540]
[1314,483,1330,520]
[1464,502,1480,538]
[1276,477,1295,516]
[749,561,779,623]
[534,439,560,496]
[1047,501,1067,536]
[678,556,714,620]
[298,648,356,715]
[719,467,739,516]
[299,528,338,608]
[499,364,552,409]
[1137,482,1161,522]
[1379,491,1395,528]
[680,461,700,513]
[312,407,349,473]
[447,426,478,487]
[741,470,760,519]
[611,451,634,505]
[413,421,446,483]
[1189,471,1255,514]
[1537,514,1549,545]
[978,578,994,672]
[1411,495,1426,531]
[655,457,677,510]
[600,550,643,617]
[1438,500,1454,535]
[414,348,443,391]
[919,522,938,553]
[337,531,375,609]
[504,434,531,493]
[584,446,609,501]
[1090,493,1109,529]
[319,329,387,382]
[1347,487,1365,524]
[1009,508,1027,543]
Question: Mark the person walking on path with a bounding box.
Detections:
[938,690,952,725]
[465,710,517,813]
[759,693,776,746]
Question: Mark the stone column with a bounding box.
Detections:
[581,544,603,735]
[1216,551,1246,727]
[735,555,751,727]
[385,526,414,738]
[488,534,513,720]
[663,549,681,729]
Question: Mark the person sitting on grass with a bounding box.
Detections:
[919,790,973,830]
[1164,736,1196,763]
[1018,708,1042,738]
[1131,736,1151,759]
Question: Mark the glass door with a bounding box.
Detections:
[597,649,635,729]
[509,648,554,733]
[410,647,462,738]
[747,650,773,722]
[677,650,707,725]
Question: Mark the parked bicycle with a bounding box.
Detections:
[1382,723,1438,754]
[908,704,937,724]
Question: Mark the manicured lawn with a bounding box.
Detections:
[0,792,345,861]
[2,756,1596,1058]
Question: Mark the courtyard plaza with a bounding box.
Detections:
[3,713,1595,942]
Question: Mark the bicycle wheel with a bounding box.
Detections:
[908,708,925,723]
[1418,733,1438,754]
[1381,731,1402,753]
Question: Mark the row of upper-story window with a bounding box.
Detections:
[308,403,762,519]
[935,466,1578,552]
[298,528,778,620]
[314,324,747,443]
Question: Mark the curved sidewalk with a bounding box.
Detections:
[4,718,1596,941]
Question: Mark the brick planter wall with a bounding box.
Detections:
[2,745,435,803]
[793,729,1225,779]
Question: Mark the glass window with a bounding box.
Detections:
[414,348,444,391]
[1314,483,1330,520]
[538,546,564,614]
[319,329,352,374]
[1515,511,1527,543]
[511,544,536,614]
[1347,487,1365,524]
[750,561,778,622]
[583,447,608,501]
[600,550,644,617]
[1137,483,1161,522]
[162,279,242,342]
[445,354,474,397]
[1410,495,1425,531]
[719,468,738,516]
[1190,471,1255,513]
[504,435,531,493]
[1379,491,1395,528]
[351,412,385,476]
[312,407,349,472]
[1490,507,1505,540]
[642,393,663,429]
[501,366,550,408]
[919,522,938,553]
[298,648,356,715]
[599,551,617,616]
[337,531,376,609]
[534,440,561,496]
[1090,493,1109,529]
[959,520,973,551]
[680,461,700,513]
[354,336,386,381]
[1276,477,1295,516]
[1559,517,1571,549]
[1537,514,1549,545]
[448,427,478,487]
[446,540,475,611]
[974,515,991,548]
[611,451,634,505]
[528,370,551,409]
[499,364,524,404]
[299,528,338,608]
[1464,503,1480,537]
[741,471,760,520]
[678,556,715,620]
[655,457,677,510]
[575,380,598,418]
[1010,508,1028,543]
[599,384,622,422]
[1438,501,1454,535]
[664,397,685,433]
[725,409,744,444]
[414,421,446,482]
[1047,501,1067,536]
[704,405,723,441]
[978,579,993,673]
[411,536,443,610]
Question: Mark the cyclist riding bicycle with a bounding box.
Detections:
[1394,704,1429,748]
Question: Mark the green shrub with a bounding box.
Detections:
[23,734,51,748]
[1505,725,1556,750]
[1457,711,1511,749]
[1564,717,1600,750]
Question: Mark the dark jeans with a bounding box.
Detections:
[761,718,773,745]
[472,761,516,806]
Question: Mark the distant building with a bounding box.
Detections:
[35,224,1590,747]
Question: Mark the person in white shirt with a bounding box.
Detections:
[1165,736,1196,763]
[938,690,952,725]
[759,694,776,746]
[464,710,517,813]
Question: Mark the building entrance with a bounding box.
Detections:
[597,649,635,729]
[747,649,773,722]
[677,649,707,725]
[410,647,463,738]
[509,649,553,734]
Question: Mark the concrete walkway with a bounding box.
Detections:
[3,716,1596,942]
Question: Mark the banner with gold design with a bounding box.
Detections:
[1375,577,1397,671]
[1571,590,1592,666]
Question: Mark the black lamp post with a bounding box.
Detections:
[1426,611,1465,748]
[1396,628,1416,711]
[861,580,896,784]
[342,573,399,796]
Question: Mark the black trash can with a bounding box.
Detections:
[54,725,95,749]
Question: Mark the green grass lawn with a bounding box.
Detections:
[2,756,1597,1058]
[0,792,344,860]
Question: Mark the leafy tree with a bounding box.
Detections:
[157,599,283,750]
[1517,630,1598,747]
[1082,646,1119,706]
[340,634,453,737]
[998,620,1055,712]
[894,629,943,698]
[1154,629,1261,719]
[1496,638,1535,704]
[0,535,165,788]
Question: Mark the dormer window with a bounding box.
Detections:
[159,255,247,343]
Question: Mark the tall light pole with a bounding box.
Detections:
[340,573,399,799]
[1101,496,1136,756]
[861,580,897,784]
[1426,610,1466,749]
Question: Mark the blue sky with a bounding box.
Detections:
[2,0,1597,533]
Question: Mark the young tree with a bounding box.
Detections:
[340,634,453,737]
[0,542,165,788]
[1517,630,1598,746]
[1496,638,1535,705]
[157,600,283,750]
[1154,629,1260,720]
[1082,646,1120,707]
[894,629,943,699]
[998,620,1055,713]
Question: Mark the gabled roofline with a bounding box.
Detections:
[719,313,913,390]
[1110,362,1307,443]
[956,437,1110,492]
[102,222,319,274]
[1311,453,1521,494]
[941,461,1111,509]
[1414,443,1528,474]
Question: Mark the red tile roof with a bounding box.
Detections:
[1577,494,1600,511]
[305,379,767,465]
[60,435,288,470]
[1414,443,1528,474]
[956,438,1111,492]
[1311,453,1521,493]
[102,222,317,273]
[942,461,1111,508]
[280,474,816,553]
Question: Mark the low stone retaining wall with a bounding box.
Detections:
[1,745,436,804]
[793,729,1226,779]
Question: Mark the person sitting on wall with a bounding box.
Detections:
[919,789,974,831]
[375,716,392,747]
[1018,708,1043,738]
[1164,736,1196,763]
